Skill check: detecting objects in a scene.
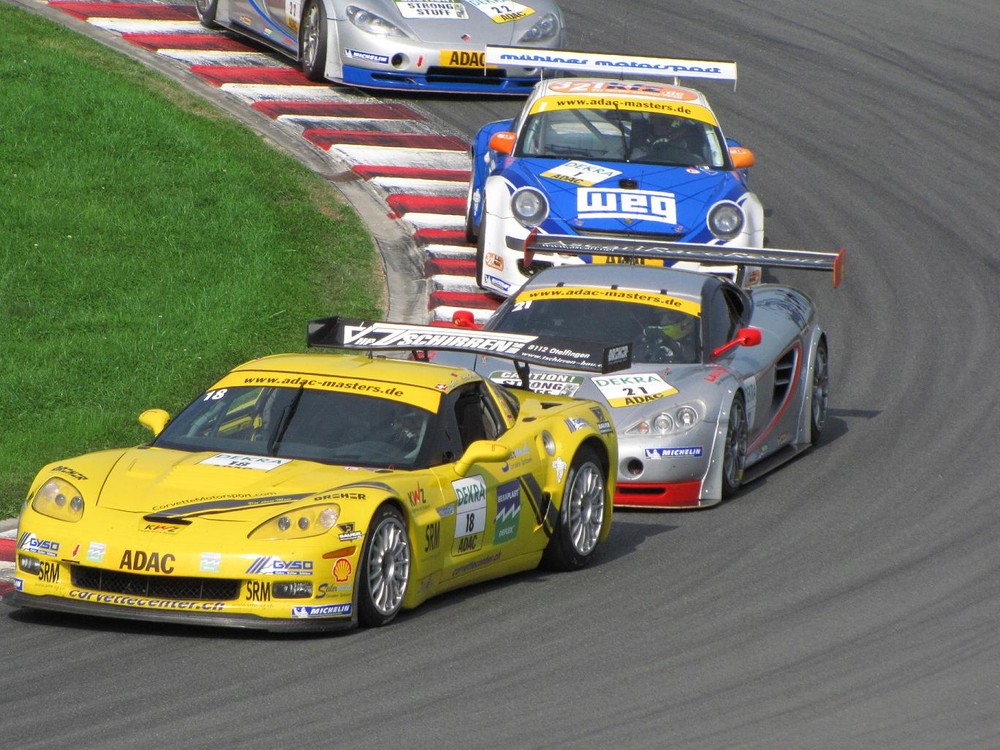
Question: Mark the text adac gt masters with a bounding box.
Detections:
[8,319,624,631]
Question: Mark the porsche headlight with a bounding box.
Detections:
[517,13,560,44]
[625,404,702,435]
[708,201,745,240]
[250,504,341,541]
[511,187,548,228]
[31,478,85,522]
[346,6,408,38]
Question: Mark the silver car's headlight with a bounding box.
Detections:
[708,201,745,240]
[625,404,702,435]
[346,6,409,38]
[517,13,561,44]
[511,187,548,227]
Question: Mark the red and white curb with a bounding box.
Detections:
[47,0,501,324]
[0,525,16,598]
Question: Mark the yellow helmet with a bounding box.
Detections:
[661,313,697,341]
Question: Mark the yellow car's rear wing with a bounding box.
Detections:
[307,317,632,377]
[525,232,846,288]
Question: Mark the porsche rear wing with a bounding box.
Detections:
[307,317,632,375]
[525,232,846,288]
[485,46,737,85]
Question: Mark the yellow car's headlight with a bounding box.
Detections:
[31,478,85,522]
[249,504,341,541]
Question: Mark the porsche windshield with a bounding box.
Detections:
[489,295,701,364]
[153,386,433,469]
[517,109,727,168]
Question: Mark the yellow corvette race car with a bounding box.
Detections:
[9,318,624,631]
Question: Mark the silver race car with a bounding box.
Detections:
[434,236,845,508]
[195,0,564,93]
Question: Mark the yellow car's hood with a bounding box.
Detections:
[95,446,390,520]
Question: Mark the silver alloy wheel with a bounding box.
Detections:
[812,342,830,434]
[194,0,212,14]
[302,3,321,72]
[566,462,605,556]
[366,514,410,616]
[723,397,748,490]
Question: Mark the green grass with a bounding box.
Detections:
[0,5,384,519]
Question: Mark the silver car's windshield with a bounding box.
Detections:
[517,109,726,167]
[489,296,701,364]
[153,386,433,469]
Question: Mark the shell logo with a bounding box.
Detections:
[333,558,352,582]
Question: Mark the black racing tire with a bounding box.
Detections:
[810,337,830,441]
[542,446,608,571]
[357,503,410,627]
[300,0,329,83]
[475,210,488,289]
[721,393,749,499]
[464,180,478,245]
[194,0,218,28]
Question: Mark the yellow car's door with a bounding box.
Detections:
[436,383,552,587]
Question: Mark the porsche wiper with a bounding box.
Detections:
[610,102,630,162]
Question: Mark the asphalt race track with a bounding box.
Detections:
[3,1,999,748]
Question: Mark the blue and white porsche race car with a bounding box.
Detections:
[466,47,764,296]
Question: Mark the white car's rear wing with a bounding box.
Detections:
[525,232,846,288]
[485,46,737,85]
[308,317,632,375]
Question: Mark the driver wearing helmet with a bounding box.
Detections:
[643,116,707,166]
[657,310,699,363]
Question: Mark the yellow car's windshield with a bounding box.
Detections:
[154,386,433,469]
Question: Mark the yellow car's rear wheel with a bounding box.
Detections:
[542,446,607,570]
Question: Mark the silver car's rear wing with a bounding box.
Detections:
[524,232,846,288]
[307,317,632,376]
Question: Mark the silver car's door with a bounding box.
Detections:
[262,0,301,54]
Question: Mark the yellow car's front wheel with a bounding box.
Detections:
[358,503,411,627]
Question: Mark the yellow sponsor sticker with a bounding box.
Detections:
[213,372,442,411]
[514,286,702,316]
[466,0,535,22]
[590,255,668,268]
[592,372,679,409]
[530,96,717,125]
[440,49,488,68]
